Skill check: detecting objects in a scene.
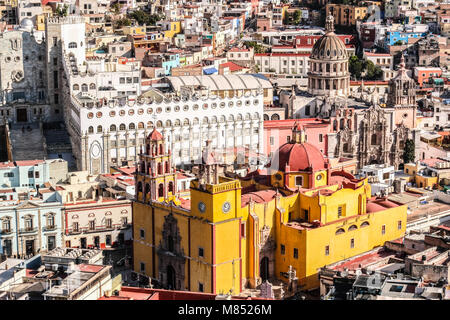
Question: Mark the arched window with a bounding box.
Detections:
[129,123,135,130]
[348,225,358,231]
[159,144,163,155]
[340,118,345,130]
[119,123,126,131]
[264,114,269,121]
[110,124,116,132]
[81,84,88,92]
[271,114,280,120]
[360,221,370,228]
[165,161,169,173]
[88,126,94,134]
[168,181,174,194]
[145,183,150,195]
[68,42,77,48]
[89,83,96,90]
[158,162,162,175]
[335,228,345,235]
[73,84,79,91]
[97,125,102,133]
[158,183,164,198]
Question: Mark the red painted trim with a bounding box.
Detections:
[65,203,131,213]
[211,224,216,294]
[239,220,242,293]
[188,218,191,291]
[152,206,156,278]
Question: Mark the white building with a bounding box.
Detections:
[360,164,396,196]
[254,53,310,77]
[63,73,271,174]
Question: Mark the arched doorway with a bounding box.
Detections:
[167,265,176,290]
[260,257,269,281]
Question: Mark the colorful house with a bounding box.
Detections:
[133,127,407,294]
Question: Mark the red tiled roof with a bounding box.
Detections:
[147,128,163,141]
[220,61,246,72]
[241,189,277,207]
[255,53,310,57]
[275,142,326,172]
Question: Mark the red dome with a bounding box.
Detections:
[147,128,163,141]
[273,142,326,172]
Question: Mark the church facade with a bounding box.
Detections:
[302,15,419,169]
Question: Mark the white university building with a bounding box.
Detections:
[57,17,271,174]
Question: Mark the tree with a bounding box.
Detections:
[364,60,383,80]
[349,55,364,79]
[403,139,415,164]
[55,4,68,17]
[394,40,404,46]
[244,41,267,54]
[293,10,302,24]
[115,18,131,28]
[111,3,121,15]
[128,9,164,26]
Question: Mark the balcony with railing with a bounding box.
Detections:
[19,227,38,234]
[0,229,12,235]
[43,225,57,232]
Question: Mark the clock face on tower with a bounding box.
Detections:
[198,201,206,213]
[222,201,231,213]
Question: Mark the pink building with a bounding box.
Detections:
[264,119,331,159]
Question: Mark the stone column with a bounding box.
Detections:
[115,133,120,166]
[102,132,110,173]
[124,131,129,164]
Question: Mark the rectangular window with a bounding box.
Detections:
[241,222,246,238]
[270,136,274,145]
[350,238,355,248]
[4,172,13,177]
[140,228,145,239]
[337,206,343,218]
[398,221,402,230]
[140,262,145,272]
[106,219,112,229]
[325,245,330,256]
[54,94,59,104]
[319,134,323,142]
[122,217,128,227]
[198,283,204,292]
[28,171,33,178]
[35,171,40,178]
[198,247,204,257]
[382,225,386,235]
[293,248,298,259]
[73,222,79,232]
[280,244,285,255]
[53,70,58,88]
[89,220,95,230]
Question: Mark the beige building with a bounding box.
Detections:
[62,198,132,249]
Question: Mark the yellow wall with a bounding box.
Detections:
[164,21,181,38]
[133,169,407,294]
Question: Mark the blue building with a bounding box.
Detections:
[385,30,428,47]
[0,160,66,258]
[0,159,67,190]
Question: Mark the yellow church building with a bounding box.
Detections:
[133,126,407,294]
